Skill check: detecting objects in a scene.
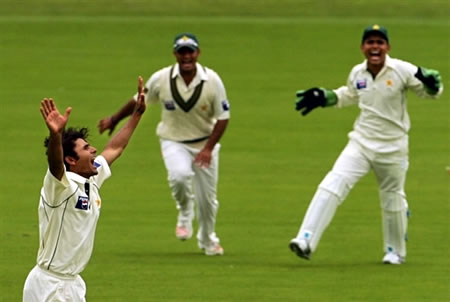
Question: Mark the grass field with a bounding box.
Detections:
[0,1,449,301]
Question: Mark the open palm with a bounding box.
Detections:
[40,98,72,133]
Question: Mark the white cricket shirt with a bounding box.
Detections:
[136,63,230,142]
[334,55,443,153]
[36,155,111,276]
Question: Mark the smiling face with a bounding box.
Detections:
[361,34,390,75]
[66,138,98,178]
[173,47,200,75]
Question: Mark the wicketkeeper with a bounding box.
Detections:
[290,25,443,264]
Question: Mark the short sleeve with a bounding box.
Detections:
[92,155,111,188]
[210,72,230,120]
[42,169,74,206]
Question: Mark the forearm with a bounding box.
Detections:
[203,119,229,151]
[111,99,137,124]
[101,111,143,165]
[47,132,65,180]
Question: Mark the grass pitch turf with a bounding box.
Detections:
[0,1,449,301]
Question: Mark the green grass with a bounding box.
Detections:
[1,1,449,301]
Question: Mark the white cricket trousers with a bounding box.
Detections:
[23,265,86,302]
[160,139,221,247]
[296,139,409,257]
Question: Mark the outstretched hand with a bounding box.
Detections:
[40,98,72,134]
[295,88,326,116]
[415,67,441,95]
[97,117,117,136]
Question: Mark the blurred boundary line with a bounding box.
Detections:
[0,16,449,26]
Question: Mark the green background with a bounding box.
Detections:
[1,1,449,301]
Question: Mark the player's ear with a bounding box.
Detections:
[65,156,77,167]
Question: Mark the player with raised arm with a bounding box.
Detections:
[23,77,146,301]
[97,33,230,256]
[289,25,443,264]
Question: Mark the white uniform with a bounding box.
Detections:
[140,62,230,248]
[294,55,442,258]
[23,156,111,302]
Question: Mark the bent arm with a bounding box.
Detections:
[101,77,146,166]
[194,119,229,168]
[98,99,137,135]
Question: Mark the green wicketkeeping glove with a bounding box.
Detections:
[295,88,337,116]
[415,67,441,95]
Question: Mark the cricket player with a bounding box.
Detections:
[289,25,443,264]
[23,77,146,301]
[97,33,230,256]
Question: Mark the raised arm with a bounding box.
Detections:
[40,98,72,180]
[97,99,136,135]
[101,76,146,166]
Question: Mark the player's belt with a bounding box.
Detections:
[179,136,210,144]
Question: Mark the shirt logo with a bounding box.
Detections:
[386,79,393,86]
[75,196,89,210]
[164,100,176,111]
[356,79,367,89]
[221,100,230,111]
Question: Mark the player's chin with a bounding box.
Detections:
[90,166,99,176]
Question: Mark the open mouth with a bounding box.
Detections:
[369,51,380,57]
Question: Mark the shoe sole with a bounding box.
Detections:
[289,242,311,260]
[383,260,404,265]
[205,250,224,256]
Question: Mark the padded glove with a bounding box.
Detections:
[295,88,337,116]
[415,67,441,95]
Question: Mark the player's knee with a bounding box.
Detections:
[380,191,408,212]
[169,170,193,186]
[318,171,351,204]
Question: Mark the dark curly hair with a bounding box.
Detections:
[44,127,90,171]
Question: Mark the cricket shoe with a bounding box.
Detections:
[382,252,405,265]
[289,238,311,260]
[175,223,193,241]
[199,243,224,256]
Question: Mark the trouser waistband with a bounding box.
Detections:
[37,265,78,280]
[179,136,210,144]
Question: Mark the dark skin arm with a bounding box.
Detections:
[40,98,72,180]
[194,119,229,168]
[97,99,136,135]
[101,76,146,166]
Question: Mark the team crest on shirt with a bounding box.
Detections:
[75,196,89,210]
[356,79,367,89]
[221,100,230,111]
[164,100,176,111]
